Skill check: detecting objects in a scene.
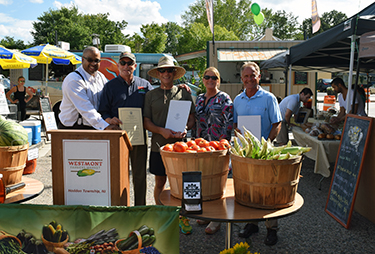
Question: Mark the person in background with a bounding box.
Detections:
[98,52,153,206]
[233,61,282,246]
[275,87,313,145]
[330,77,366,124]
[191,66,233,235]
[6,76,33,121]
[143,56,195,234]
[58,46,119,130]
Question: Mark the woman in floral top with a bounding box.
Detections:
[192,67,233,235]
[192,67,234,142]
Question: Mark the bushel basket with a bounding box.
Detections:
[160,148,229,201]
[231,153,302,209]
[0,144,29,186]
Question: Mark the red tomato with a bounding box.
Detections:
[197,147,207,152]
[217,143,230,150]
[219,139,231,148]
[173,142,188,152]
[186,140,196,147]
[209,141,220,150]
[185,149,197,153]
[197,139,209,148]
[162,144,173,151]
[206,146,216,152]
[188,145,200,151]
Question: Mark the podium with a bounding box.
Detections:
[48,130,132,206]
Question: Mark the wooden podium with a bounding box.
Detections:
[48,130,132,206]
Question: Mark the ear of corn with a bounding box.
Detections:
[230,129,311,160]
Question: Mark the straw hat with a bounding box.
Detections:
[148,56,186,80]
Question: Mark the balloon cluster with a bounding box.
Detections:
[251,3,264,25]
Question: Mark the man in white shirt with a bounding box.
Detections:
[330,77,366,124]
[58,46,119,130]
[275,87,313,145]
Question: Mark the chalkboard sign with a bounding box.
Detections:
[294,71,308,85]
[39,96,52,113]
[325,114,372,228]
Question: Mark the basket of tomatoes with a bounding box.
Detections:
[160,138,231,201]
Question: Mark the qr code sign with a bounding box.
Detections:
[183,182,201,199]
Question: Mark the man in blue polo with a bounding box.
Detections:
[233,61,282,245]
[99,52,153,206]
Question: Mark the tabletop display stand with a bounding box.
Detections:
[159,179,304,249]
[48,130,132,206]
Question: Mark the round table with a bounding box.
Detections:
[159,179,304,249]
[4,176,44,204]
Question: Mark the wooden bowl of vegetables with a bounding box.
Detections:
[41,234,69,252]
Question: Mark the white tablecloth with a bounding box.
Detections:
[292,127,340,177]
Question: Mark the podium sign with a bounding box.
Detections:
[63,140,111,206]
[48,130,132,206]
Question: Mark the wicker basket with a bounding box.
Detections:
[231,153,302,209]
[41,234,69,252]
[115,230,143,254]
[0,144,28,186]
[160,148,230,201]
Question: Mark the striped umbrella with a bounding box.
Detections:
[0,45,37,69]
[21,44,81,93]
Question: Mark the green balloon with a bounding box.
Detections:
[254,12,264,25]
[251,3,261,15]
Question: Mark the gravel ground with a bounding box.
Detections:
[24,139,375,254]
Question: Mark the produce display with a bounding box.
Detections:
[0,222,160,254]
[304,122,342,140]
[161,138,231,153]
[231,127,311,160]
[0,115,28,146]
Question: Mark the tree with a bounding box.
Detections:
[182,0,254,40]
[31,5,128,50]
[164,22,184,56]
[140,23,167,53]
[263,10,301,40]
[300,10,347,39]
[0,36,26,50]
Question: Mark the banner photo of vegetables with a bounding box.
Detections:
[0,204,180,254]
[231,127,312,160]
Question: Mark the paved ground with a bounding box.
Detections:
[19,96,375,253]
[23,136,375,253]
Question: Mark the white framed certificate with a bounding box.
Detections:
[165,100,192,132]
[118,107,144,146]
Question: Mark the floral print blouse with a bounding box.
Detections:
[192,91,234,141]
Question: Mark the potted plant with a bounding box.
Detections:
[220,242,259,254]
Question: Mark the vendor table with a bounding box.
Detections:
[292,127,340,177]
[4,176,44,204]
[159,179,304,249]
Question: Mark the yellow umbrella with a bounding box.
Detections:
[0,45,37,69]
[21,44,82,94]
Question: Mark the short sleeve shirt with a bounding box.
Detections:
[143,86,196,152]
[279,94,300,121]
[233,87,282,139]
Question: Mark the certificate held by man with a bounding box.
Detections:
[118,108,144,146]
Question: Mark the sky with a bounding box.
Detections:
[0,0,373,44]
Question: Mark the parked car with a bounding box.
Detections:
[316,78,333,92]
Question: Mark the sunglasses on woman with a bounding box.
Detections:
[158,68,175,73]
[203,75,218,80]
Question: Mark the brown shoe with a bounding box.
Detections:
[205,222,221,234]
[196,219,210,225]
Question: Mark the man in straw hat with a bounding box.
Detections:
[99,52,154,206]
[143,56,195,234]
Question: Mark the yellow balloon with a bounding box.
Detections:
[254,11,264,25]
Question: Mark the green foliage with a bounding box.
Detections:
[164,22,184,55]
[300,10,347,39]
[140,23,167,53]
[181,0,253,40]
[0,36,27,50]
[31,5,128,50]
